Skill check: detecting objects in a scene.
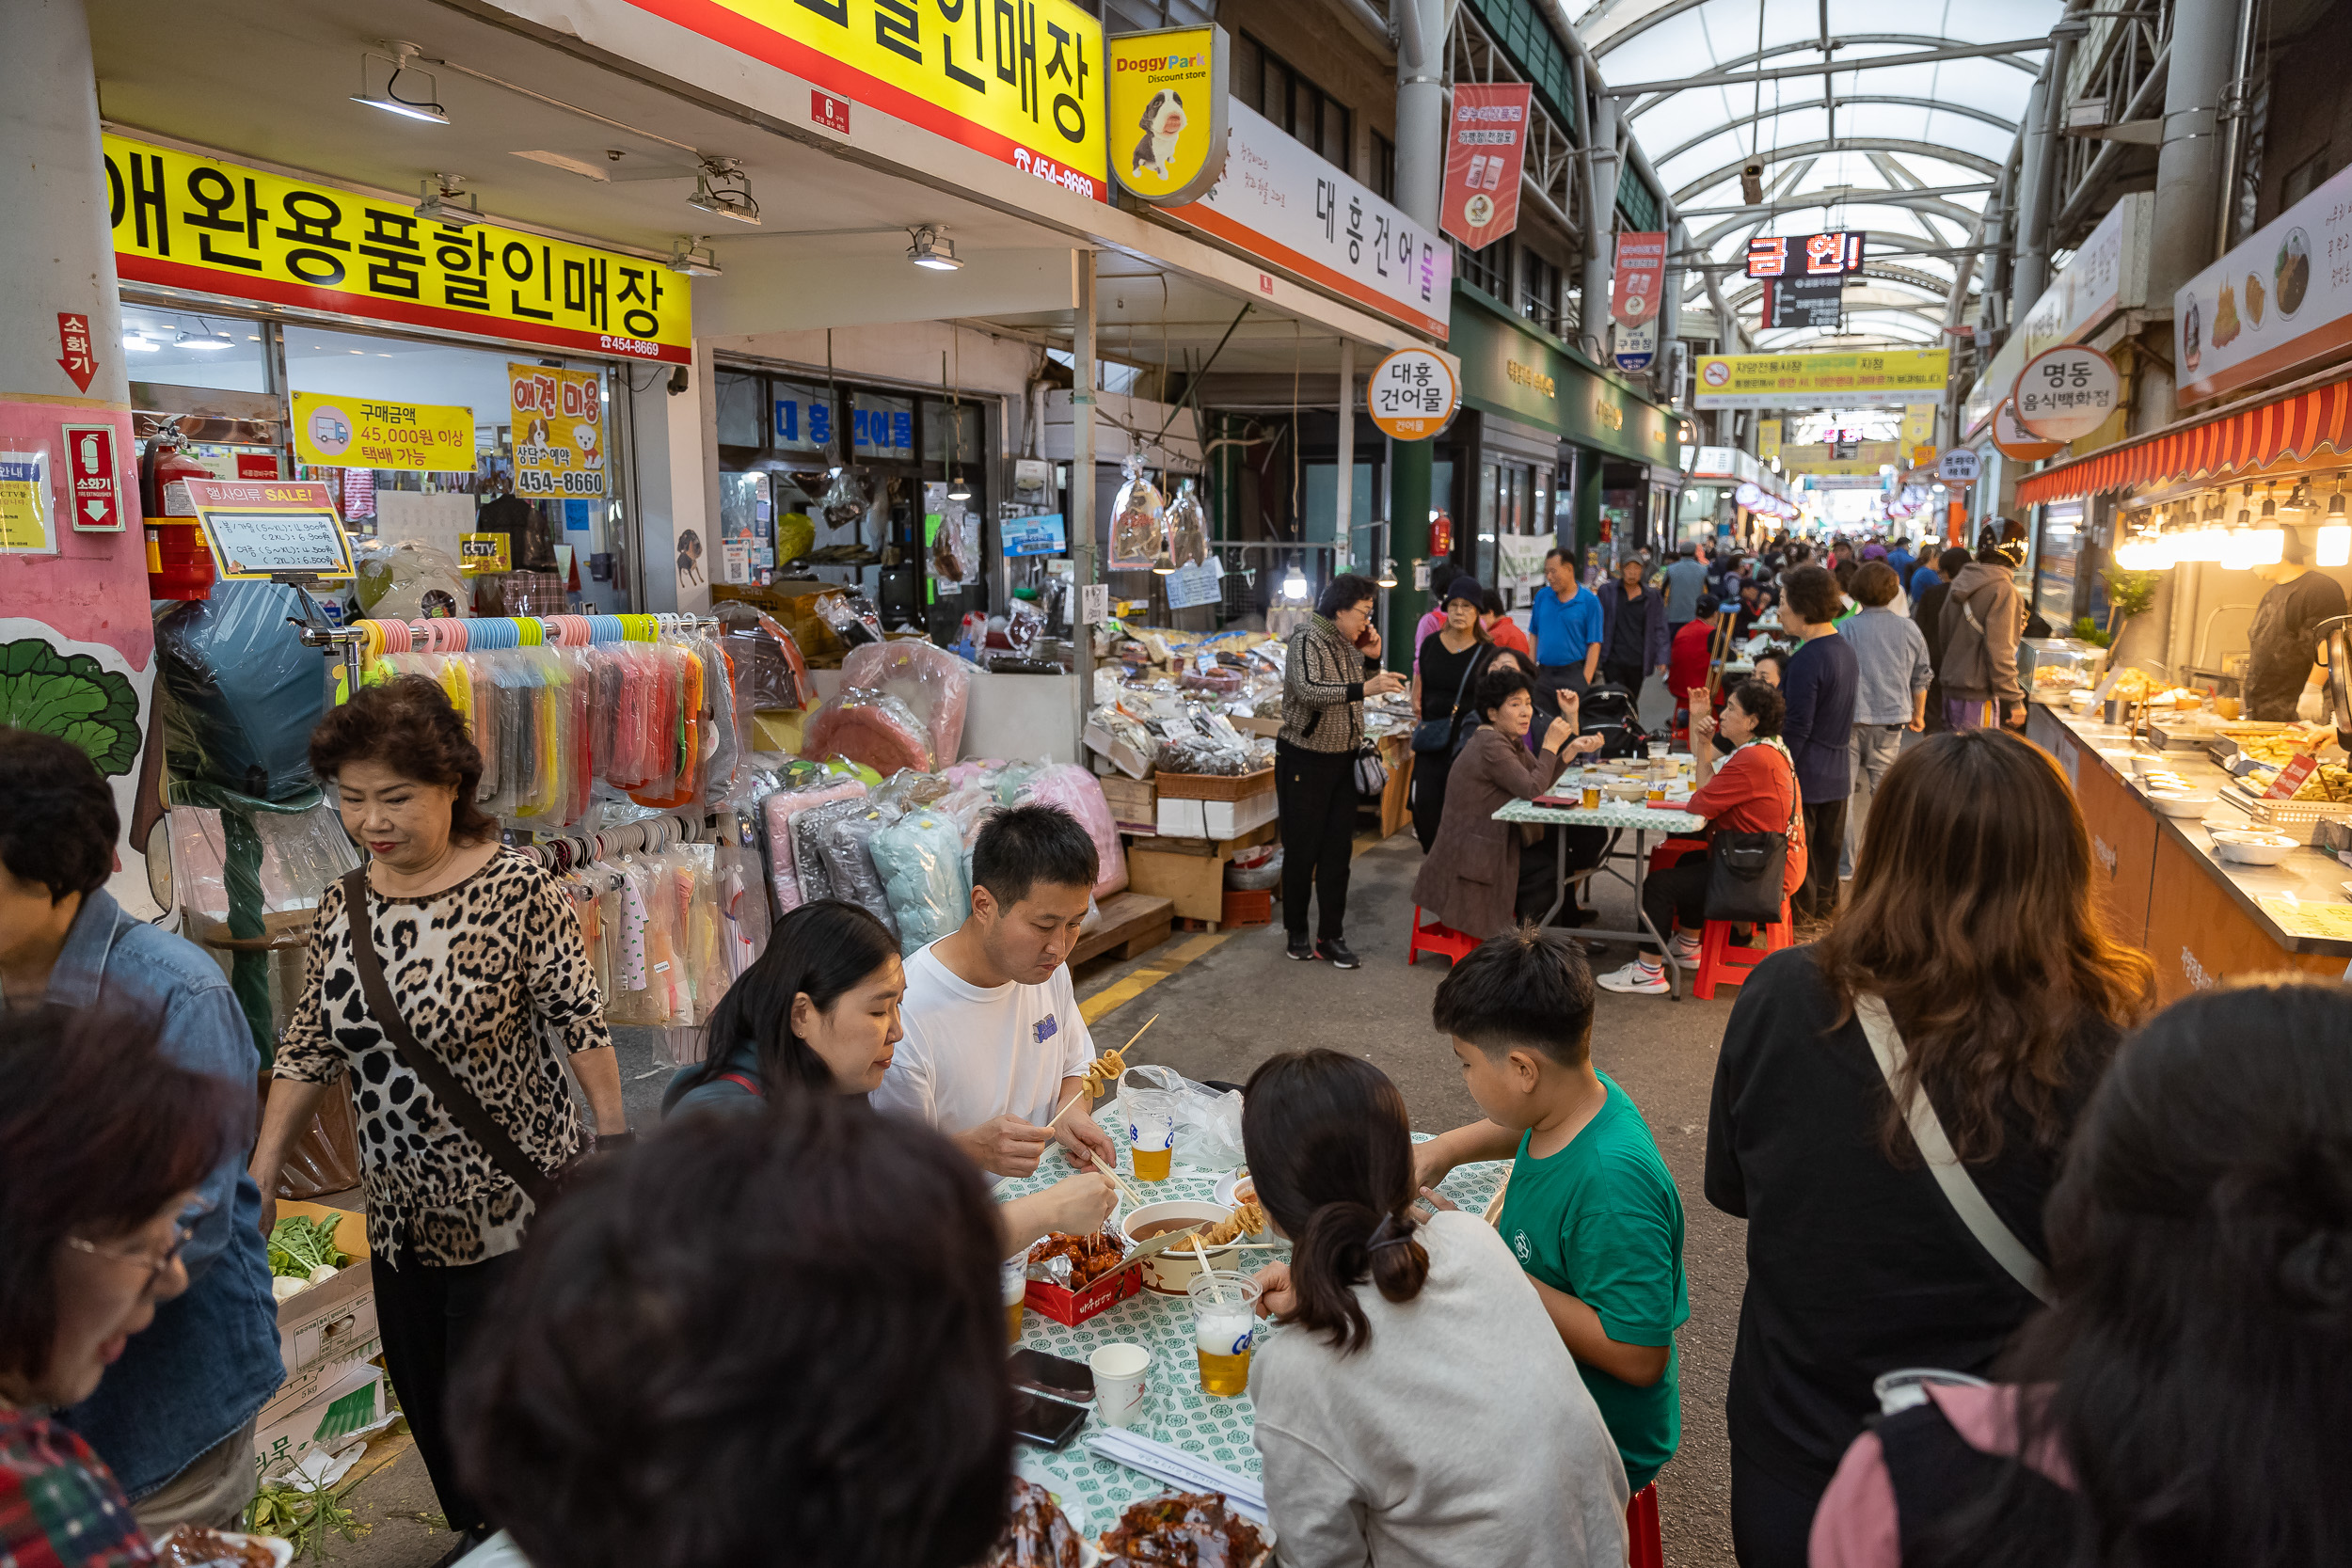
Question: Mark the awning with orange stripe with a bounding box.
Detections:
[2013,370,2352,507]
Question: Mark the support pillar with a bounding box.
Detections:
[1070,248,1096,756]
[1387,0,1447,673]
[1334,340,1356,572]
[2148,0,2242,308]
[2011,71,2055,309]
[1,0,157,911]
[1580,94,1621,362]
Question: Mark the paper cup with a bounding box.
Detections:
[1089,1341,1151,1429]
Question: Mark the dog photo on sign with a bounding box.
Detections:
[1131,89,1186,179]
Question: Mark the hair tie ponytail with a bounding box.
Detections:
[1367,1212,1414,1251]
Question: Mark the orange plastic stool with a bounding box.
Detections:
[1627,1481,1663,1568]
[1406,907,1480,965]
[1692,897,1793,999]
[1649,836,1707,875]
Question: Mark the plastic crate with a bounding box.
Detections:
[1220,888,1274,927]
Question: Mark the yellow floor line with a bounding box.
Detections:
[1079,929,1232,1024]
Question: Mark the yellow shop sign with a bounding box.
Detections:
[292,391,475,473]
[1107,24,1228,204]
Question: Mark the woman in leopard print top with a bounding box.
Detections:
[251,677,625,1543]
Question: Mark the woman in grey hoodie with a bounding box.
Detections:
[1937,542,2027,730]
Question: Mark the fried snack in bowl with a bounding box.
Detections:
[1030,1230,1129,1289]
[1196,1199,1265,1248]
[1100,1492,1269,1567]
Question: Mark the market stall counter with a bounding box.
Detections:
[995,1108,1505,1544]
[2026,703,2352,1002]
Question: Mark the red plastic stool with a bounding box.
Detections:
[1649,836,1706,875]
[1627,1481,1662,1568]
[1406,907,1480,965]
[1692,897,1793,1000]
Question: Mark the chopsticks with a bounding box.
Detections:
[1090,1153,1152,1209]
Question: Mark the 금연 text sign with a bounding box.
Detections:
[2011,344,2120,443]
[1439,83,1532,252]
[292,391,475,473]
[1745,231,1863,279]
[1612,231,1667,327]
[1366,346,1461,440]
[183,479,355,580]
[626,0,1108,200]
[509,364,607,498]
[1692,349,1949,410]
[102,134,691,364]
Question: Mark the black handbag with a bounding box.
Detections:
[1413,644,1489,753]
[1703,748,1799,924]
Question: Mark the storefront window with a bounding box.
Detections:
[772,379,837,454]
[852,391,915,458]
[2035,501,2086,626]
[120,304,269,392]
[716,369,766,448]
[922,402,983,467]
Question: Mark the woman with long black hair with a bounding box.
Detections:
[663,899,1113,1247]
[1242,1049,1628,1567]
[1810,976,2352,1567]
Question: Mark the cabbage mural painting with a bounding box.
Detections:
[0,637,141,774]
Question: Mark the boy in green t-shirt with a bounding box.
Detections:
[1415,927,1690,1496]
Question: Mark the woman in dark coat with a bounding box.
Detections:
[1410,666,1597,938]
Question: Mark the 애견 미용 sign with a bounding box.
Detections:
[1692,349,1948,410]
[292,391,475,473]
[1366,346,1461,440]
[1107,25,1228,204]
[103,135,691,364]
[626,0,1108,200]
[508,364,606,498]
[1440,83,1532,253]
[182,479,354,580]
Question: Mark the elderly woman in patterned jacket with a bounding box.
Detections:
[1277,573,1406,969]
[249,676,628,1557]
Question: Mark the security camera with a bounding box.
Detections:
[667,364,691,397]
[1740,162,1766,205]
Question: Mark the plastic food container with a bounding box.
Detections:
[1120,1201,1241,1295]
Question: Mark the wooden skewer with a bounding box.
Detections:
[1118,1013,1161,1055]
[1193,1238,1228,1304]
[1089,1153,1151,1210]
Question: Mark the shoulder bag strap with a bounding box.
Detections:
[1853,993,2054,1305]
[340,867,556,1206]
[1445,644,1490,741]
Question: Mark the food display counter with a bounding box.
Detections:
[2027,703,2352,1002]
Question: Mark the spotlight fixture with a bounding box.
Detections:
[666,236,723,277]
[1375,557,1399,589]
[686,159,761,225]
[2259,483,2279,520]
[2320,473,2351,565]
[414,176,483,230]
[907,225,962,271]
[947,472,973,501]
[1150,545,1177,576]
[352,41,449,125]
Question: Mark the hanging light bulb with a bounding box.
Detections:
[2259,483,2279,520]
[947,470,972,501]
[1282,560,1309,601]
[2249,482,2287,564]
[2321,474,2352,567]
[1150,544,1177,575]
[2220,525,2261,572]
[1375,557,1399,589]
[2234,483,2255,528]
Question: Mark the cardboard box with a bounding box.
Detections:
[1083,721,1154,781]
[1231,715,1284,738]
[1024,1264,1143,1326]
[1155,788,1279,840]
[1126,822,1279,922]
[252,1361,385,1481]
[1098,774,1158,836]
[1154,767,1276,802]
[271,1202,373,1373]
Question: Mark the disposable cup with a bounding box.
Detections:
[1581,779,1601,808]
[1001,1254,1027,1345]
[1186,1271,1262,1397]
[1089,1342,1151,1428]
[1128,1111,1176,1182]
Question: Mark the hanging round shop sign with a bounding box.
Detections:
[1366,346,1462,440]
[1734,481,1763,510]
[2011,344,2122,443]
[1989,396,2064,461]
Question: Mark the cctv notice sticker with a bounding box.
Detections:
[509,364,607,498]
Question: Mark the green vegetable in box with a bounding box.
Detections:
[268,1214,350,1293]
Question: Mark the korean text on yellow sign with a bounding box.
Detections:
[292,392,475,474]
[1107,25,1228,204]
[103,135,691,364]
[508,364,607,498]
[1692,349,1950,409]
[628,0,1107,198]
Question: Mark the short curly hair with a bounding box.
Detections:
[308,674,498,843]
[0,729,120,903]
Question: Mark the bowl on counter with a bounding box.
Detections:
[2211,831,2299,865]
[2147,789,2217,817]
[1603,779,1647,802]
[1119,1201,1239,1294]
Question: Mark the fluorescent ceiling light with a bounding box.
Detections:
[174,326,232,349]
[908,224,962,270]
[667,236,723,277]
[415,177,483,229]
[353,43,448,124]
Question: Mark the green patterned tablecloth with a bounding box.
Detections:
[997,1110,1505,1538]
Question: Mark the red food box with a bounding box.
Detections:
[1025,1263,1142,1325]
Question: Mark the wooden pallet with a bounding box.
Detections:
[1070,891,1176,966]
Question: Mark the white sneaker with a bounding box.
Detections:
[1597,960,1671,995]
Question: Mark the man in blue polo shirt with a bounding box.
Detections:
[1530,547,1605,699]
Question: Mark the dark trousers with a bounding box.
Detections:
[1601,657,1647,698]
[1536,662,1590,705]
[1729,1446,1828,1568]
[1642,851,1712,939]
[1514,825,1610,921]
[1797,799,1846,920]
[1408,746,1452,853]
[371,1248,518,1536]
[1277,740,1358,941]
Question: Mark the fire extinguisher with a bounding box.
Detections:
[142,441,215,600]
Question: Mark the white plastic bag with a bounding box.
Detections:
[1117,1064,1245,1173]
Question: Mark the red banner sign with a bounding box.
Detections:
[1439,83,1532,252]
[56,313,97,393]
[60,424,123,531]
[1612,231,1669,326]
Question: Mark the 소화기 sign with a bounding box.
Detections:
[625,0,1109,200]
[1692,349,1948,410]
[182,479,355,580]
[1106,25,1228,205]
[1439,83,1532,253]
[102,134,692,364]
[508,364,606,498]
[2011,343,2121,443]
[291,391,475,474]
[1366,346,1461,440]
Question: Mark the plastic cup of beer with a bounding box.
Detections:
[1645,777,1667,805]
[1128,1112,1176,1181]
[1581,775,1601,808]
[1646,739,1669,762]
[1089,1342,1152,1429]
[1001,1254,1028,1346]
[1187,1271,1262,1397]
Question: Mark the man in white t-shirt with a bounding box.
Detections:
[875,804,1119,1209]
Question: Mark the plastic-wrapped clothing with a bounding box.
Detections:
[791,797,874,906]
[803,686,933,773]
[811,804,901,936]
[1015,763,1128,898]
[838,640,975,766]
[870,811,971,956]
[715,604,807,711]
[351,536,467,621]
[759,779,868,913]
[715,844,771,981]
[934,785,998,847]
[155,581,327,802]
